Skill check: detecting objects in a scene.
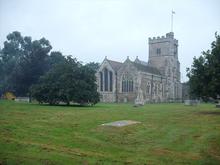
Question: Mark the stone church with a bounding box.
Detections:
[96,32,182,103]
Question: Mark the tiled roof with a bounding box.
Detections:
[107,59,123,71]
[134,58,148,66]
[106,58,161,75]
[133,62,161,75]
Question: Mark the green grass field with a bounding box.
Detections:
[0,100,220,165]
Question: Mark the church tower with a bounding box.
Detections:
[148,32,181,100]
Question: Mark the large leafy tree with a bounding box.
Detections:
[74,63,100,105]
[1,31,100,105]
[0,31,52,96]
[187,33,220,100]
[0,32,24,94]
[31,56,99,105]
[84,62,100,71]
[48,51,66,66]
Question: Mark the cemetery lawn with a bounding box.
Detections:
[0,101,220,165]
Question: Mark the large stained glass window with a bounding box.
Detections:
[100,68,113,92]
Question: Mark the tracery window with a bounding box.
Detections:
[99,68,113,92]
[122,74,133,92]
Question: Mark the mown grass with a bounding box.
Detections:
[0,100,220,165]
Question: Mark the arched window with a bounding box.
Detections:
[100,68,113,92]
[129,80,133,92]
[99,72,103,91]
[104,68,108,91]
[156,48,161,55]
[122,74,133,92]
[109,71,113,92]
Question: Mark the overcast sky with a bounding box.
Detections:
[0,0,219,82]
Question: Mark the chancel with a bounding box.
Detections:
[96,32,182,103]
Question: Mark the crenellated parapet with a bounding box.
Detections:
[148,32,178,45]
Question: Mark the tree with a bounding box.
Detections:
[0,31,52,96]
[31,56,99,105]
[0,31,24,93]
[13,37,52,96]
[1,31,100,105]
[85,62,100,71]
[48,51,66,66]
[187,33,220,100]
[73,64,99,105]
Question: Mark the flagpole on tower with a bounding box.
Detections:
[171,10,175,32]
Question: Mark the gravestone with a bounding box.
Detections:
[101,120,141,127]
[134,88,144,106]
[184,100,199,106]
[134,73,144,106]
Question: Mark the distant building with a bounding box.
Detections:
[96,32,182,103]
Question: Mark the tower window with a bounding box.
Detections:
[156,48,161,55]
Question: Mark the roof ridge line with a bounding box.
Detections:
[107,59,123,64]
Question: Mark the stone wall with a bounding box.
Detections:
[100,92,116,102]
[117,59,138,103]
[148,32,182,101]
[97,32,183,103]
[96,59,117,102]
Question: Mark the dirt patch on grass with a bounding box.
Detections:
[1,137,108,158]
[152,148,201,160]
[193,134,201,139]
[152,148,172,156]
[197,111,220,115]
[207,141,220,160]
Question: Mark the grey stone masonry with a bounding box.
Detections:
[148,32,182,100]
[96,32,182,103]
